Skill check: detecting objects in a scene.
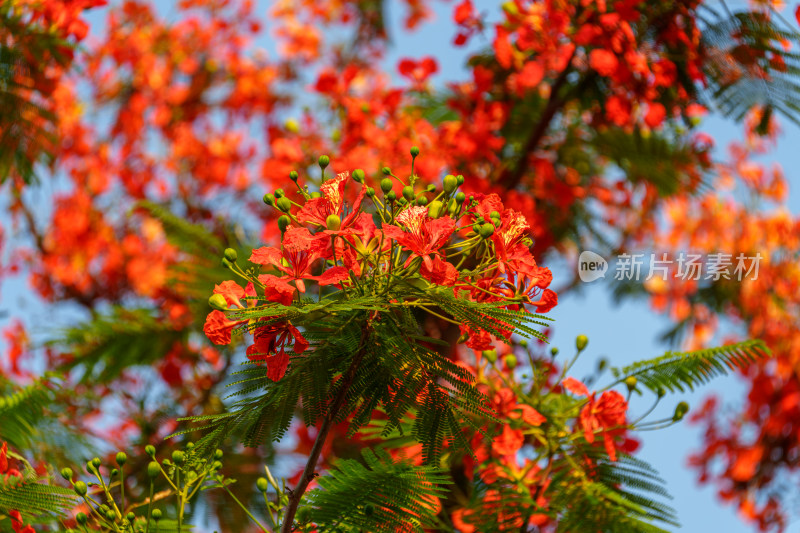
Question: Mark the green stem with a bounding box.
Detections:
[224,486,268,532]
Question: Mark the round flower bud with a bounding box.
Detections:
[111,469,118,477]
[352,169,365,183]
[624,376,637,391]
[657,387,666,398]
[263,193,275,206]
[186,442,194,450]
[211,460,222,470]
[127,512,135,521]
[91,457,102,468]
[471,223,480,233]
[61,467,73,481]
[223,248,237,263]
[402,185,414,201]
[74,481,87,497]
[318,155,330,168]
[455,192,466,204]
[550,347,559,357]
[416,196,428,206]
[276,197,292,213]
[673,401,689,421]
[482,349,498,363]
[489,211,500,220]
[277,215,291,233]
[427,201,443,219]
[274,188,285,198]
[147,461,160,478]
[443,174,458,193]
[289,171,299,181]
[381,166,391,175]
[380,178,393,194]
[221,257,232,269]
[366,187,375,197]
[456,174,465,186]
[214,449,223,460]
[504,354,518,369]
[171,451,185,465]
[397,197,407,206]
[145,445,156,457]
[410,146,420,157]
[326,214,341,231]
[208,294,228,311]
[76,512,88,525]
[105,509,116,521]
[479,223,495,238]
[575,335,589,352]
[597,358,608,371]
[115,452,127,466]
[519,339,529,348]
[386,191,397,202]
[152,509,162,521]
[425,184,436,192]
[256,477,269,492]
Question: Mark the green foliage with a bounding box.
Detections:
[0,377,55,449]
[700,6,800,125]
[306,448,450,532]
[610,339,770,393]
[0,477,76,522]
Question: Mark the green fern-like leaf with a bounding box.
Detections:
[306,448,451,533]
[610,339,770,393]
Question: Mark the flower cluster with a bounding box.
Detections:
[204,151,557,381]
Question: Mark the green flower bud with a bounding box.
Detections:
[276,197,292,213]
[318,155,330,168]
[504,354,518,369]
[597,358,608,371]
[550,347,559,357]
[214,449,223,460]
[263,193,275,206]
[61,467,73,481]
[519,339,528,348]
[380,178,393,193]
[425,184,436,192]
[221,257,232,269]
[576,335,589,352]
[427,201,444,219]
[657,387,666,398]
[274,188,285,198]
[152,509,162,521]
[127,512,135,521]
[410,146,420,157]
[223,248,237,263]
[310,191,322,199]
[673,401,689,421]
[366,187,375,197]
[208,293,228,311]
[277,215,291,233]
[416,196,428,206]
[386,191,397,202]
[402,185,415,201]
[92,457,102,468]
[624,376,638,391]
[472,223,481,232]
[211,460,222,470]
[482,349,498,363]
[147,461,160,478]
[455,192,466,204]
[111,468,118,477]
[489,211,500,220]
[326,214,341,231]
[381,166,391,175]
[186,442,194,450]
[105,509,116,521]
[289,171,299,181]
[256,477,269,492]
[398,197,407,206]
[76,512,88,525]
[456,174,465,186]
[145,445,156,457]
[74,481,87,497]
[172,451,185,465]
[479,223,495,238]
[115,452,127,466]
[443,174,458,193]
[352,169,365,183]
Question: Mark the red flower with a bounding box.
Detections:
[297,171,365,232]
[579,390,628,461]
[213,280,246,308]
[420,256,459,286]
[398,57,438,84]
[382,206,455,270]
[203,310,246,345]
[250,227,331,292]
[589,49,619,77]
[246,320,309,381]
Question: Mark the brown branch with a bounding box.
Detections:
[280,319,372,533]
[496,51,577,190]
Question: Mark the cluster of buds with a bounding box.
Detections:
[204,148,558,379]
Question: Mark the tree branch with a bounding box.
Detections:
[280,319,372,533]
